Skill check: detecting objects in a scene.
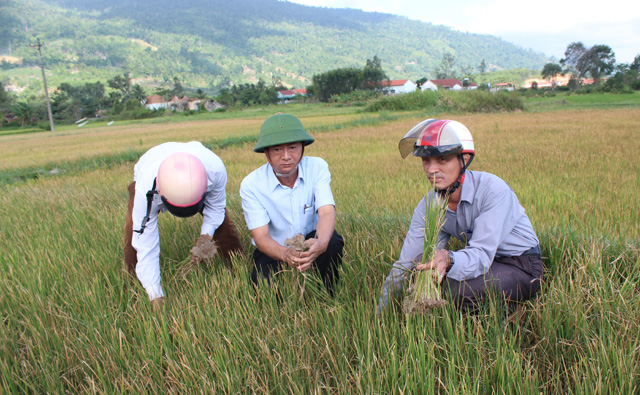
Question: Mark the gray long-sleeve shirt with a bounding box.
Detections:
[378,170,539,309]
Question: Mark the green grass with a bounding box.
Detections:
[524,91,640,111]
[1,108,639,393]
[0,127,46,137]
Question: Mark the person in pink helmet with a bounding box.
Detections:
[378,119,543,313]
[124,141,243,310]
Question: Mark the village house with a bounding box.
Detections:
[522,75,597,89]
[203,99,225,111]
[144,94,168,110]
[421,79,464,92]
[293,88,307,96]
[492,82,516,92]
[381,79,417,94]
[145,94,202,111]
[277,90,297,102]
[277,89,307,103]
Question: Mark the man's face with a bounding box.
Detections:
[421,154,463,190]
[265,142,304,175]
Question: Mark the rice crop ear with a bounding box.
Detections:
[404,188,449,315]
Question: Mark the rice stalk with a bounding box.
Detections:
[404,191,448,314]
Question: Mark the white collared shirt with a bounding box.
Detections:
[240,156,335,246]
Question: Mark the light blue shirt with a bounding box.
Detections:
[378,170,539,309]
[240,156,335,246]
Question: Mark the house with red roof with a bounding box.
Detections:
[277,90,297,101]
[144,94,168,110]
[421,79,464,92]
[381,79,417,94]
[277,89,307,102]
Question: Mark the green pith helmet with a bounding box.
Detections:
[253,113,315,153]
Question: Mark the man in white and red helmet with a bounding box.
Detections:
[378,119,543,313]
[124,142,243,309]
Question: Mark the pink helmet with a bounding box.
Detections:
[157,152,208,217]
[399,119,475,159]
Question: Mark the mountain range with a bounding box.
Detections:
[0,0,550,96]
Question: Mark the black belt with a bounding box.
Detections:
[521,245,541,257]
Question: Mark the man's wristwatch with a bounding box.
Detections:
[447,250,455,268]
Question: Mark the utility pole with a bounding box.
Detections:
[30,38,54,132]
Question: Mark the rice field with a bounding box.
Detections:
[1,108,639,393]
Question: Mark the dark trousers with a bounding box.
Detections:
[250,230,344,296]
[444,253,543,312]
[124,181,244,276]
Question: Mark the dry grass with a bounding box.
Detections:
[1,108,639,393]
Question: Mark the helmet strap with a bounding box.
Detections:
[435,154,473,198]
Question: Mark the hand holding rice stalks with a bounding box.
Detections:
[191,234,218,262]
[174,234,218,279]
[404,192,449,315]
[284,234,310,252]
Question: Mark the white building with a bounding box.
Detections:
[144,94,168,110]
[421,79,464,92]
[381,79,417,94]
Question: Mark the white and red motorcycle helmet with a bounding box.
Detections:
[156,152,208,217]
[399,119,474,159]
[399,119,475,195]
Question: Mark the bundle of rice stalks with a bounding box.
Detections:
[190,234,218,261]
[404,192,449,315]
[284,234,310,252]
[283,234,326,301]
[177,234,218,279]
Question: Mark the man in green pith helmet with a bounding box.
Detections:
[378,119,543,313]
[240,113,344,296]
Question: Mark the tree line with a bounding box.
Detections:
[540,43,640,91]
[2,44,639,130]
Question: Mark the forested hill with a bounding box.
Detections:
[1,0,550,95]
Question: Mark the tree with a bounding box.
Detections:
[171,76,184,97]
[478,59,487,74]
[630,54,640,72]
[604,63,639,92]
[107,74,131,98]
[435,53,457,79]
[131,84,146,102]
[11,101,34,127]
[54,81,107,120]
[362,55,387,91]
[0,81,15,116]
[584,45,616,86]
[310,67,363,102]
[560,42,616,88]
[541,63,562,91]
[560,42,588,86]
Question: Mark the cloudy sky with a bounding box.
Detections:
[285,0,640,64]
